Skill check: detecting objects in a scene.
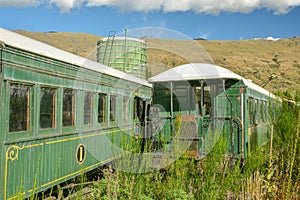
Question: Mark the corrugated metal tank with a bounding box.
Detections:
[97,37,147,79]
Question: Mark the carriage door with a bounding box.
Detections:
[196,82,212,157]
[133,97,146,137]
[226,87,243,157]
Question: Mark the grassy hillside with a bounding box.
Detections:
[14,30,300,93]
[14,30,101,60]
[199,39,300,92]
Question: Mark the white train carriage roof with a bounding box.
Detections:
[0,28,151,88]
[148,63,276,98]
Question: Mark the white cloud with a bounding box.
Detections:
[0,0,40,7]
[0,0,300,14]
[49,0,84,13]
[0,0,84,13]
[86,0,163,12]
[253,36,281,41]
[266,36,281,41]
[86,0,300,15]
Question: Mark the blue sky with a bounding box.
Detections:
[0,0,300,40]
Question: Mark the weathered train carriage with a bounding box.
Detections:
[222,73,277,157]
[0,28,152,199]
[148,63,276,159]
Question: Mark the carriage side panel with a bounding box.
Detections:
[1,45,152,199]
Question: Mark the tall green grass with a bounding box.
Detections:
[269,93,300,199]
[76,138,271,199]
[61,91,300,199]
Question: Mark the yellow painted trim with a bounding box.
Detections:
[45,128,124,145]
[4,145,25,200]
[76,144,86,164]
[4,128,131,200]
[24,143,44,148]
[41,156,116,189]
[7,156,117,200]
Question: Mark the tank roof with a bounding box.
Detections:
[0,28,151,87]
[100,36,146,43]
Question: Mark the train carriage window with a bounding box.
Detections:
[195,86,201,115]
[202,86,211,115]
[248,98,253,125]
[254,99,259,124]
[123,97,129,123]
[265,101,269,122]
[133,97,139,120]
[63,89,75,127]
[9,84,31,132]
[40,87,57,129]
[133,97,146,123]
[84,92,93,124]
[153,83,171,112]
[260,101,265,122]
[110,95,117,122]
[98,93,107,123]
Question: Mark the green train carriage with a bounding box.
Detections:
[148,63,277,159]
[0,28,152,200]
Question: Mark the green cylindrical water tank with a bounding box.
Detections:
[97,37,147,79]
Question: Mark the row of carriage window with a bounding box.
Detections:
[9,83,273,133]
[248,97,272,125]
[9,83,140,133]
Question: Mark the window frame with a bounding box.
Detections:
[98,93,107,124]
[122,96,130,124]
[260,100,266,123]
[109,94,117,124]
[248,97,254,126]
[265,101,270,123]
[62,88,76,129]
[83,91,93,125]
[7,82,34,140]
[254,99,259,125]
[39,86,58,131]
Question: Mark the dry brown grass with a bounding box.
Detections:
[199,38,300,92]
[14,30,101,60]
[145,38,300,92]
[15,30,300,92]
